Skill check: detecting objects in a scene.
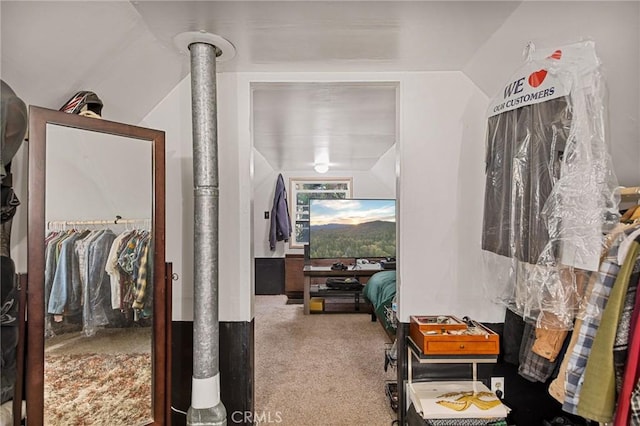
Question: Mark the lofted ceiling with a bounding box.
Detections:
[2,1,639,177]
[252,82,397,172]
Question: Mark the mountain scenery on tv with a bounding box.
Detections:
[309,199,396,259]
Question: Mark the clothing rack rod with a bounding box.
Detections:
[47,218,150,227]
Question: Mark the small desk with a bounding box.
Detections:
[302,265,383,314]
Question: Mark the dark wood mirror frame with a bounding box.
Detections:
[25,106,169,425]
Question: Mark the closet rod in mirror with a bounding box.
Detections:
[47,218,151,228]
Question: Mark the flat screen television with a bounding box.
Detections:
[308,198,396,259]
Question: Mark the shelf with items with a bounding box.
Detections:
[384,340,399,413]
[406,337,507,422]
[406,337,498,387]
[308,283,368,313]
[302,265,380,314]
[404,315,509,423]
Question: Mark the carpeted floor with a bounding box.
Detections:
[44,352,152,425]
[43,327,153,425]
[45,327,151,356]
[254,295,397,426]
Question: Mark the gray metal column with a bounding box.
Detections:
[186,40,226,426]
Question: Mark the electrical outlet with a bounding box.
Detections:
[491,377,505,399]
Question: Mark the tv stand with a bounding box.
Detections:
[302,265,383,314]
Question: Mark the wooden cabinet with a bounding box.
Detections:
[284,254,305,298]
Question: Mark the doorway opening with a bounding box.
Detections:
[250,80,401,423]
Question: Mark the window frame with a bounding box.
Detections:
[288,177,353,249]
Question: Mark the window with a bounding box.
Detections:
[289,178,352,248]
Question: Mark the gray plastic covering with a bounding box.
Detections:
[482,41,620,330]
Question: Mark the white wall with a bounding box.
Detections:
[139,77,191,321]
[397,72,501,323]
[141,73,250,323]
[45,125,152,222]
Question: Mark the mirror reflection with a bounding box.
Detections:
[42,124,153,425]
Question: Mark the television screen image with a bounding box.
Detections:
[309,198,396,259]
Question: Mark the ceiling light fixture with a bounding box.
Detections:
[314,163,329,174]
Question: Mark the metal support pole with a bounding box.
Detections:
[187,41,226,426]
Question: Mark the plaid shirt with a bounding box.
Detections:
[562,229,631,414]
[132,239,151,310]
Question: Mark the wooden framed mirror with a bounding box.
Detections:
[25,106,168,425]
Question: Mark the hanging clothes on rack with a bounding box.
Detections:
[483,96,569,264]
[48,229,89,317]
[131,237,151,312]
[43,229,76,336]
[43,218,152,336]
[105,229,134,310]
[114,229,152,317]
[555,222,640,421]
[481,41,620,331]
[576,234,640,422]
[80,229,116,337]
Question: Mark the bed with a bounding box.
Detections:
[363,270,397,338]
